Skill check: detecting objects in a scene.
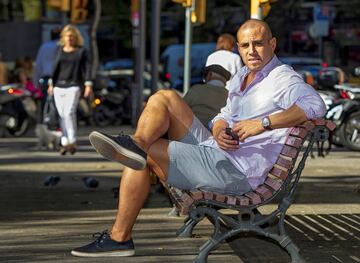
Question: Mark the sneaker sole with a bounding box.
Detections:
[89,131,146,170]
[71,249,135,257]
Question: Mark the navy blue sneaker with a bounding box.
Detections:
[71,231,135,257]
[89,131,147,170]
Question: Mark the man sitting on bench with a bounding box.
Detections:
[71,19,326,258]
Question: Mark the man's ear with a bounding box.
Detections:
[270,37,276,52]
[203,71,210,83]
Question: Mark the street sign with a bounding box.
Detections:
[313,4,331,37]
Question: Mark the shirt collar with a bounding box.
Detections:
[234,55,282,92]
[207,79,226,87]
[239,55,282,77]
[257,55,282,78]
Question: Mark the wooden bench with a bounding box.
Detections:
[163,119,336,263]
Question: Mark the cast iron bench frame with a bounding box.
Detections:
[164,119,336,263]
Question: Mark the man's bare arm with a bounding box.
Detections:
[233,104,308,141]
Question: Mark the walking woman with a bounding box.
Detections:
[48,24,92,155]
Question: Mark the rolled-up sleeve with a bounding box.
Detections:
[273,73,326,119]
[294,88,327,119]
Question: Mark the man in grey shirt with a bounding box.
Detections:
[184,63,230,130]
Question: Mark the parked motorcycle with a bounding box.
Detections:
[0,84,37,137]
[332,83,360,151]
[92,74,131,127]
[317,66,360,151]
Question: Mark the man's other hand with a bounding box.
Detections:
[233,119,265,141]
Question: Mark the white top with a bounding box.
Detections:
[205,50,242,90]
[200,55,326,189]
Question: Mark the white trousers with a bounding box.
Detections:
[53,86,81,146]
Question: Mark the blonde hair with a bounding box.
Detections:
[216,33,236,51]
[58,24,84,47]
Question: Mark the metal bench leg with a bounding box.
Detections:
[284,240,306,263]
[176,217,198,237]
[192,238,218,263]
[176,207,210,237]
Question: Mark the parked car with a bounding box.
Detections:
[160,43,216,93]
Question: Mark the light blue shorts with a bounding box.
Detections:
[167,117,252,196]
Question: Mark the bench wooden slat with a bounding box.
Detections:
[289,127,308,138]
[189,190,203,200]
[245,192,262,204]
[325,120,337,131]
[276,156,293,170]
[255,185,273,200]
[281,145,298,158]
[312,119,326,126]
[301,121,316,131]
[264,177,282,191]
[270,166,289,180]
[169,188,194,215]
[227,196,237,205]
[179,192,194,205]
[203,191,214,200]
[214,193,226,202]
[237,196,250,206]
[285,136,303,148]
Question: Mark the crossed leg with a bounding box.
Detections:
[110,89,195,242]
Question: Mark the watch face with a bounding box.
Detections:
[262,117,270,128]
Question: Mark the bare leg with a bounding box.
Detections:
[110,166,151,241]
[132,90,194,151]
[111,139,170,242]
[97,90,193,242]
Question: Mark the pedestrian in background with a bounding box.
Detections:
[184,59,231,130]
[183,33,242,129]
[206,33,242,90]
[33,27,61,118]
[48,24,93,155]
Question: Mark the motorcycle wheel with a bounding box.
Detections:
[93,105,112,127]
[5,116,30,137]
[331,129,343,147]
[339,111,360,151]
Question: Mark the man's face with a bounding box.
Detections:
[237,26,276,72]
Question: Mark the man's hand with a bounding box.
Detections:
[214,128,239,151]
[232,119,265,141]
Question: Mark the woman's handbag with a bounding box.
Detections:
[43,95,59,130]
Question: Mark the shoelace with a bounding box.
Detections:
[115,133,133,148]
[92,230,110,244]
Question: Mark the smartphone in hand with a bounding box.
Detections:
[225,127,239,144]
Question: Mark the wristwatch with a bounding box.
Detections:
[262,116,272,130]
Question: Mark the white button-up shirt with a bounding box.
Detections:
[200,55,326,190]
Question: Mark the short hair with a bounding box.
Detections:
[237,19,273,39]
[58,24,84,47]
[216,33,236,51]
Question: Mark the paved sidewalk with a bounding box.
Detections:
[0,125,360,262]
